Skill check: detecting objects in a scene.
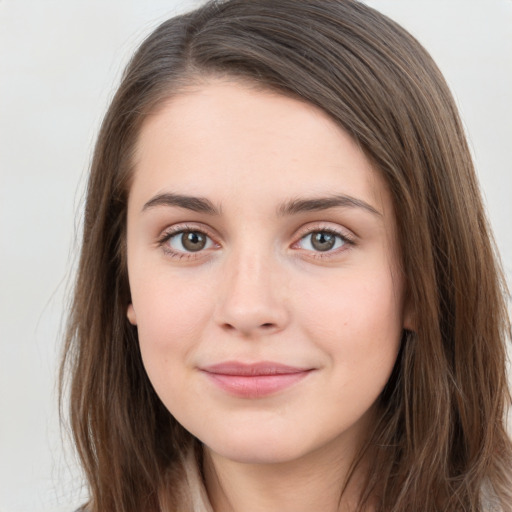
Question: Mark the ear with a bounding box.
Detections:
[127,303,138,325]
[402,298,415,332]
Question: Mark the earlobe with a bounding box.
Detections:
[127,304,137,325]
[403,301,416,332]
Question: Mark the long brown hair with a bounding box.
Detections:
[61,1,512,510]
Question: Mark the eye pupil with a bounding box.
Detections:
[311,232,336,251]
[182,231,206,251]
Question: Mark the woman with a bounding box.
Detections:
[61,1,512,510]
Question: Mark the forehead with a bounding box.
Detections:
[130,80,390,216]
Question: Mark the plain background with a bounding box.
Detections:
[1,1,511,511]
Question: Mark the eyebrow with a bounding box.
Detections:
[141,192,381,217]
[142,193,221,215]
[277,194,381,217]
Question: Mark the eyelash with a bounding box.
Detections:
[156,224,218,260]
[156,224,355,261]
[293,226,355,259]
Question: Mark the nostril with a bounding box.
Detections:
[221,321,277,334]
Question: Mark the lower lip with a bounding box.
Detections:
[202,371,312,398]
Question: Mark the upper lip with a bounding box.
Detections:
[200,361,312,376]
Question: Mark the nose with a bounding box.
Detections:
[214,248,289,337]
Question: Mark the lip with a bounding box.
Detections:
[199,361,314,398]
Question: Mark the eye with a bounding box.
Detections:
[166,230,215,253]
[297,230,348,252]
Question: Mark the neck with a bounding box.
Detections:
[202,434,374,512]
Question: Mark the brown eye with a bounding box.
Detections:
[181,231,206,251]
[298,231,346,252]
[167,230,213,253]
[311,232,336,251]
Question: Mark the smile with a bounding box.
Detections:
[199,361,314,398]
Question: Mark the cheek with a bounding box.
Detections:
[131,271,216,369]
[295,269,403,437]
[298,267,403,366]
[132,274,218,418]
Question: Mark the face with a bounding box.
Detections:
[126,80,410,466]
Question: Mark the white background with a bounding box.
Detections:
[0,1,511,511]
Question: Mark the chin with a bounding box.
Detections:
[201,429,309,465]
[210,445,303,465]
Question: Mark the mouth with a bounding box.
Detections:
[199,361,314,398]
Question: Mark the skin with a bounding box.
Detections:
[125,80,412,512]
